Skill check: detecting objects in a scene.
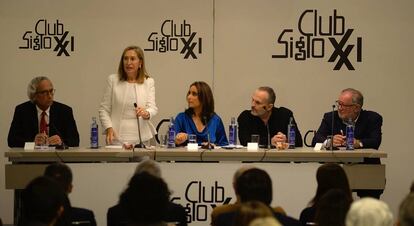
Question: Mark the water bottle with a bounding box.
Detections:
[167,117,176,148]
[228,117,238,146]
[346,119,355,150]
[90,117,99,149]
[287,117,296,149]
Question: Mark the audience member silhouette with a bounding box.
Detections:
[118,172,171,226]
[215,168,301,226]
[299,163,352,225]
[107,159,187,226]
[249,217,281,226]
[345,197,393,226]
[211,165,255,226]
[20,176,66,226]
[232,201,281,226]
[397,193,414,226]
[313,189,352,226]
[44,162,96,226]
[211,166,286,226]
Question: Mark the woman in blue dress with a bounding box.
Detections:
[174,81,228,147]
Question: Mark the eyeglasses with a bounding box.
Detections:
[36,89,55,96]
[336,100,356,108]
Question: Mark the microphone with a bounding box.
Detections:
[327,104,338,151]
[266,123,271,149]
[201,116,213,150]
[47,123,68,150]
[263,106,271,149]
[133,103,145,149]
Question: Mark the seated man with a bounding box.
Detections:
[20,176,66,226]
[211,166,285,226]
[214,168,301,226]
[238,86,302,148]
[44,162,96,226]
[311,88,383,198]
[8,76,79,147]
[312,88,382,150]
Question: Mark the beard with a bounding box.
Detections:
[251,107,267,117]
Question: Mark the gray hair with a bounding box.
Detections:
[341,88,364,107]
[346,197,393,226]
[27,76,51,102]
[399,193,414,226]
[257,87,276,105]
[134,159,161,178]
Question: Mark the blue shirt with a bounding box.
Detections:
[174,112,228,146]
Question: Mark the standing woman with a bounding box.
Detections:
[174,81,228,147]
[99,46,158,145]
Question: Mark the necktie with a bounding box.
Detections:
[40,111,48,135]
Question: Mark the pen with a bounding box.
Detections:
[340,130,344,135]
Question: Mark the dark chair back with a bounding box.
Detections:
[304,130,316,147]
[155,119,171,144]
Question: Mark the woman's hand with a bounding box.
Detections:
[175,132,188,145]
[106,127,115,145]
[135,107,150,119]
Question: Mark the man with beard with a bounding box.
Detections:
[237,87,302,148]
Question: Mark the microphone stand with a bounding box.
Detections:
[330,104,335,151]
[266,123,271,150]
[134,103,145,149]
[202,116,213,150]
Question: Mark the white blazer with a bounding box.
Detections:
[99,74,158,142]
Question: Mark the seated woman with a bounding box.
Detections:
[314,189,352,226]
[299,163,353,226]
[174,81,228,147]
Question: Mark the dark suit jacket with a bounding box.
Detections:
[8,101,80,147]
[107,202,187,226]
[55,196,96,226]
[311,110,382,164]
[238,107,303,147]
[215,208,301,226]
[311,110,382,149]
[299,206,316,226]
[71,207,97,226]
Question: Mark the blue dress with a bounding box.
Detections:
[174,112,228,146]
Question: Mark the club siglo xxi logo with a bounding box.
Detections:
[145,19,202,59]
[19,19,75,56]
[171,181,232,223]
[272,9,362,70]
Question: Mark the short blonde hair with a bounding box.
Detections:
[249,217,282,226]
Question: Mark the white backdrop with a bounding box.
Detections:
[1,0,414,225]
